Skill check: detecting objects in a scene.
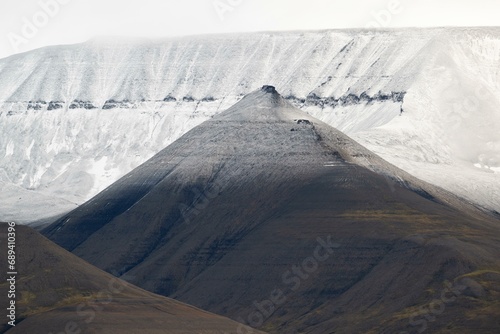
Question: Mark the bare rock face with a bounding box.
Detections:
[261,85,277,94]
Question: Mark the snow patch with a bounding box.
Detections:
[1,28,500,221]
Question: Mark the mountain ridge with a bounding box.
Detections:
[1,27,499,223]
[0,222,264,333]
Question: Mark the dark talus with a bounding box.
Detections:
[0,223,263,333]
[44,86,500,333]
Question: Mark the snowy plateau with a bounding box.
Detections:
[0,27,499,223]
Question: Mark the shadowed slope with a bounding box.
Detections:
[44,86,500,333]
[0,223,263,333]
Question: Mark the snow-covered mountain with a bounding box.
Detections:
[1,27,499,222]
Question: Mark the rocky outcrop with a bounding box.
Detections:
[286,91,406,109]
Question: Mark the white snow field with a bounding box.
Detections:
[0,27,499,222]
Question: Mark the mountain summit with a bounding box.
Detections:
[44,86,500,333]
[2,29,500,223]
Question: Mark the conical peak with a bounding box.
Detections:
[219,85,291,120]
[258,84,286,107]
[214,85,296,122]
[261,85,277,94]
[259,85,283,104]
[244,85,283,102]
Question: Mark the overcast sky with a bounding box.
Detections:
[1,0,499,59]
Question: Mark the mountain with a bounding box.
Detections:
[1,28,500,223]
[43,87,500,333]
[0,222,263,333]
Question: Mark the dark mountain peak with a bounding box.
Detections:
[42,86,500,333]
[261,85,277,94]
[217,85,292,121]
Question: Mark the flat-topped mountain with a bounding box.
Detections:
[2,28,500,223]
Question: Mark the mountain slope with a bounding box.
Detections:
[43,87,500,333]
[1,28,500,222]
[0,222,263,333]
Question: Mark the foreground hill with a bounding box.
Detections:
[1,28,500,222]
[0,223,262,333]
[44,87,500,333]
